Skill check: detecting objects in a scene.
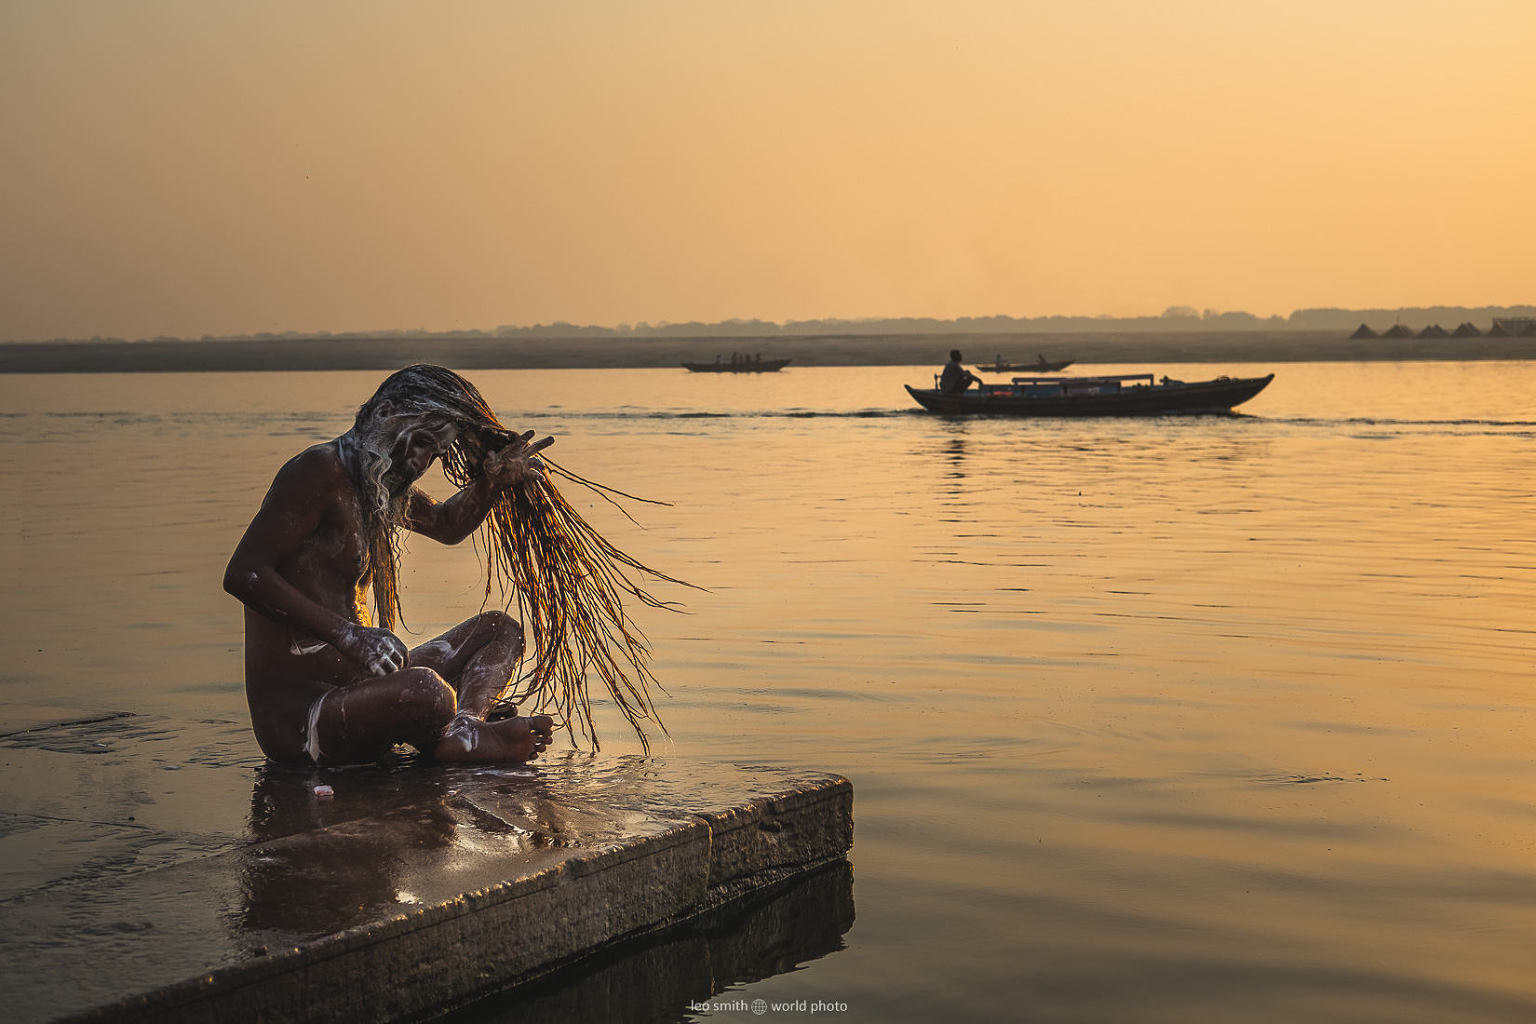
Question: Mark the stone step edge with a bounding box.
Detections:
[57,774,853,1024]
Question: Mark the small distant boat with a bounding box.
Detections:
[683,357,792,373]
[975,354,1073,373]
[905,372,1274,416]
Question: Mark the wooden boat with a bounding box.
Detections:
[683,357,792,373]
[975,354,1073,373]
[905,372,1274,416]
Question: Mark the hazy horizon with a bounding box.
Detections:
[12,301,1536,346]
[4,1,1533,343]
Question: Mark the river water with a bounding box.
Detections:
[3,361,1536,1022]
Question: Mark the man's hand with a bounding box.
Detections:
[338,624,409,676]
[484,431,555,491]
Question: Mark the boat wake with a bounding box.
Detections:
[1271,415,1536,437]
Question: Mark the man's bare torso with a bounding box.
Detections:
[242,443,374,755]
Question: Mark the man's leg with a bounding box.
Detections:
[310,667,458,763]
[407,611,555,761]
[407,610,523,717]
[313,665,551,764]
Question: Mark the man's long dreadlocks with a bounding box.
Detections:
[342,364,688,751]
[346,363,520,632]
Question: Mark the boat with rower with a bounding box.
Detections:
[905,372,1273,416]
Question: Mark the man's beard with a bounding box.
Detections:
[383,468,413,498]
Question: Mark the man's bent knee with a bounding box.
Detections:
[477,609,523,641]
[397,667,457,723]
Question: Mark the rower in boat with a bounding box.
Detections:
[939,350,984,393]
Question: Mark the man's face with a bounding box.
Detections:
[387,419,458,489]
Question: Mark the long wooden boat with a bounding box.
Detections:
[683,358,792,373]
[975,354,1073,373]
[905,372,1274,416]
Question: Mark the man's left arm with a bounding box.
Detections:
[406,435,553,544]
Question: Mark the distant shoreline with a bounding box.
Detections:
[2,330,1534,373]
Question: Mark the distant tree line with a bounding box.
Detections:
[24,305,1536,346]
[487,305,1536,338]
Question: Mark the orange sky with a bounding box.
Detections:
[2,1,1532,341]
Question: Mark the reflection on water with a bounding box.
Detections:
[4,362,1536,1021]
[240,765,456,939]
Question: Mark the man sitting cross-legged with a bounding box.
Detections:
[224,364,556,765]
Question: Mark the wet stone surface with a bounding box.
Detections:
[0,713,853,1024]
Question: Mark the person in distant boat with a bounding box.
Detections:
[940,350,983,393]
[224,364,556,766]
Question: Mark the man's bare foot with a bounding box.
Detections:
[433,712,555,763]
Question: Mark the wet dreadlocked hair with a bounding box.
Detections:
[345,364,690,751]
[346,364,520,631]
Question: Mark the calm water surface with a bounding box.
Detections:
[3,362,1536,1022]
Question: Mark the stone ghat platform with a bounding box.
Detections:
[0,711,853,1023]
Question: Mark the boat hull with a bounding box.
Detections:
[905,374,1273,416]
[977,360,1073,373]
[683,358,792,373]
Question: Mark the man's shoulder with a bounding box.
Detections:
[273,442,349,491]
